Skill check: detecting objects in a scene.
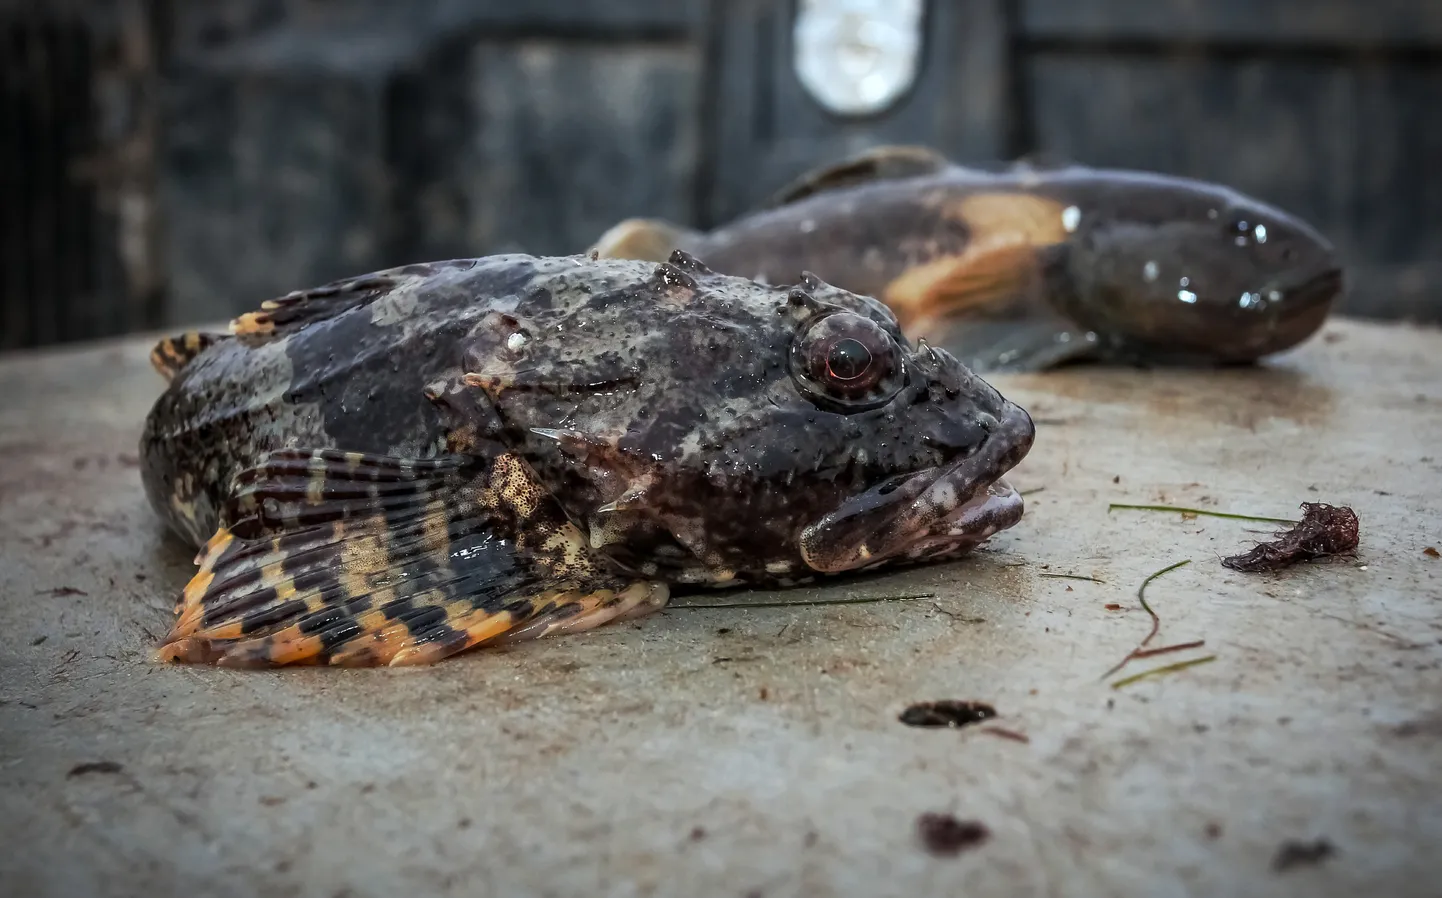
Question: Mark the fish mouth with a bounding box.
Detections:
[798,403,1034,574]
[1234,264,1345,357]
[1279,265,1346,314]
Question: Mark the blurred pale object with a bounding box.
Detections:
[793,0,924,116]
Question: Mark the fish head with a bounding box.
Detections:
[469,253,1034,586]
[1060,175,1345,360]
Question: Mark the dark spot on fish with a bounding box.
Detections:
[899,700,998,728]
[67,761,123,778]
[916,813,990,857]
[1272,838,1336,872]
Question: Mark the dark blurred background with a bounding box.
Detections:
[4,0,1440,351]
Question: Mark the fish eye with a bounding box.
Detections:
[791,312,904,411]
[825,338,871,381]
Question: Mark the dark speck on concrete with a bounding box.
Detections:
[67,761,123,778]
[916,813,990,857]
[1272,838,1336,871]
[899,701,997,728]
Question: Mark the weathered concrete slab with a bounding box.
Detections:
[1,317,1439,897]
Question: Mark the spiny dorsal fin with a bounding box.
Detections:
[228,259,477,342]
[766,145,955,208]
[149,331,226,382]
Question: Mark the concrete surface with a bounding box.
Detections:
[1,317,1439,898]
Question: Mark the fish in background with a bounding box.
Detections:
[590,145,1346,372]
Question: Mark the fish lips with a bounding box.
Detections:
[798,401,1035,573]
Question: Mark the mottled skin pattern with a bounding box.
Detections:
[140,252,1034,668]
[590,145,1345,372]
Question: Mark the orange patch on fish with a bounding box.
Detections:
[883,192,1073,337]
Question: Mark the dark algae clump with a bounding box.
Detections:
[1222,503,1359,573]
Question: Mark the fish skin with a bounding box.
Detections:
[591,147,1345,372]
[139,252,1035,666]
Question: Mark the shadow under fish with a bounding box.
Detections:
[590,145,1346,373]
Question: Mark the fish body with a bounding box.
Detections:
[591,146,1345,372]
[139,252,1034,667]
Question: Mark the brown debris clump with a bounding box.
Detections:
[1221,503,1359,573]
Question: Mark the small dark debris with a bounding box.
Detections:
[689,826,707,842]
[716,628,732,635]
[116,453,141,467]
[1424,547,1440,559]
[899,701,997,728]
[1113,475,1120,483]
[1272,838,1336,872]
[359,783,376,794]
[40,587,88,597]
[67,761,123,778]
[758,686,769,701]
[1204,822,1223,840]
[804,830,818,848]
[1391,716,1442,739]
[916,813,990,857]
[1104,603,1123,611]
[259,796,285,807]
[305,780,318,789]
[1221,503,1359,573]
[30,635,47,646]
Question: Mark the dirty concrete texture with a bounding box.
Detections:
[1,316,1440,898]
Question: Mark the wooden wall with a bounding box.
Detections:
[3,0,1440,348]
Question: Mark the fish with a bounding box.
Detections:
[138,251,1035,668]
[590,145,1346,372]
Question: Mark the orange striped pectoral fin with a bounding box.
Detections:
[884,243,1046,339]
[155,447,670,668]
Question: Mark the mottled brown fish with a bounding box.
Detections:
[591,145,1345,372]
[139,252,1034,668]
